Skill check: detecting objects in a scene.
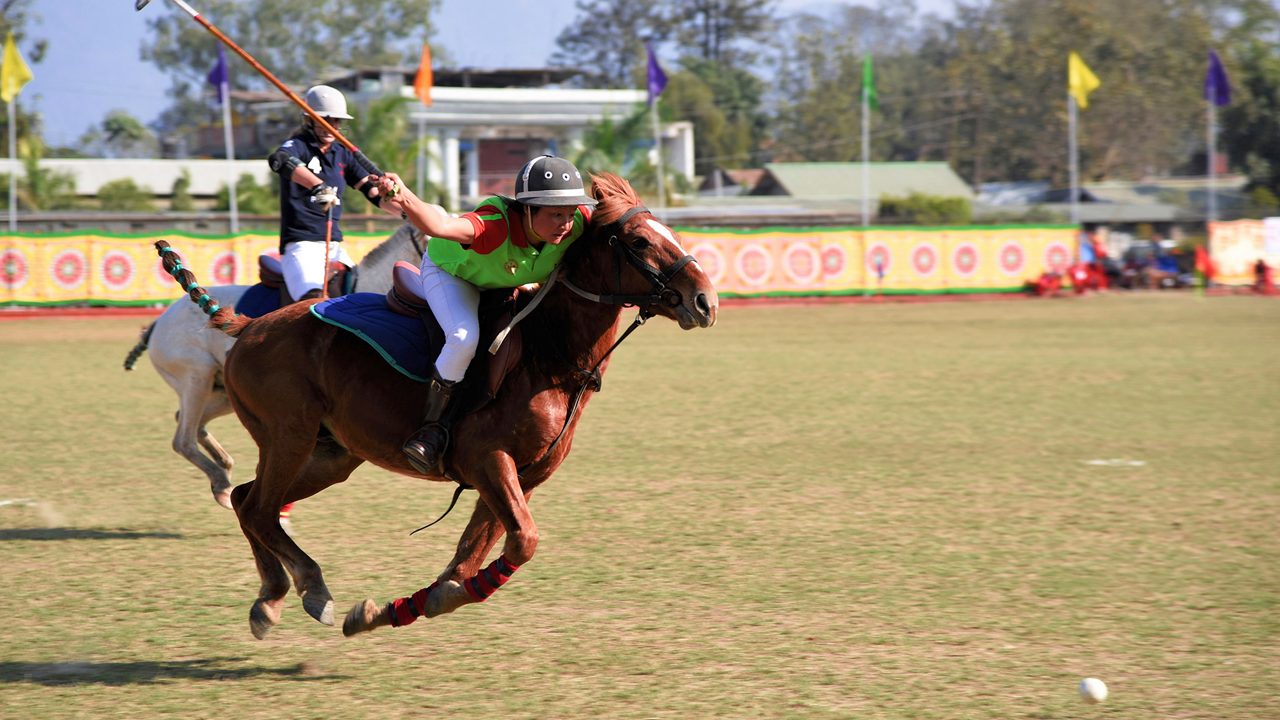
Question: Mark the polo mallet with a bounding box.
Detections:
[321,203,334,299]
[135,0,397,189]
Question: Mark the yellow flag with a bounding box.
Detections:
[1068,51,1100,109]
[1,33,32,103]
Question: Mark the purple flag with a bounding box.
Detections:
[1204,50,1231,107]
[207,46,228,104]
[646,42,667,105]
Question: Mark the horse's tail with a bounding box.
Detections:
[153,240,250,337]
[122,321,156,371]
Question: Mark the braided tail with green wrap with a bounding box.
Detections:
[154,240,249,336]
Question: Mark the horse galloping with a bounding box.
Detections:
[156,173,717,639]
[125,225,424,509]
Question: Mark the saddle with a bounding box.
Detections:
[383,261,524,406]
[237,251,354,319]
[258,251,352,305]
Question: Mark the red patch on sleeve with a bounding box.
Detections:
[462,211,511,254]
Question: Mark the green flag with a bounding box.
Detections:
[862,55,878,110]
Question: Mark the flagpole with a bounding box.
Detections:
[651,98,665,212]
[861,83,870,227]
[416,117,426,197]
[1068,94,1080,226]
[219,78,238,233]
[7,97,15,232]
[1207,100,1217,223]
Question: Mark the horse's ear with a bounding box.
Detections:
[589,174,604,202]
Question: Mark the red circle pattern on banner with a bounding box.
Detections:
[999,242,1025,276]
[952,243,979,277]
[212,252,238,285]
[102,251,135,290]
[911,243,939,277]
[821,245,846,277]
[1045,242,1071,272]
[735,244,772,286]
[783,243,821,284]
[689,242,725,285]
[52,250,87,289]
[1,249,28,288]
[865,243,891,277]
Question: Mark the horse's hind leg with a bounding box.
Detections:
[233,479,292,640]
[160,368,234,509]
[236,435,363,638]
[195,390,234,472]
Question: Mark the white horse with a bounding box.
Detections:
[124,225,425,509]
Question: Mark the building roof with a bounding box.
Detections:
[752,162,974,201]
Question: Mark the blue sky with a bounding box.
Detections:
[27,0,951,148]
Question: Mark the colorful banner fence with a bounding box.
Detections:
[0,225,1078,306]
[0,232,392,306]
[681,225,1075,297]
[1208,219,1280,285]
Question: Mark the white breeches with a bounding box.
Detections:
[282,240,354,301]
[418,253,480,382]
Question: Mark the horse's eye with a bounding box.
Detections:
[630,237,650,250]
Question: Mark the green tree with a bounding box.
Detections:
[171,170,195,211]
[216,173,277,215]
[98,178,156,212]
[1216,2,1280,199]
[6,136,78,210]
[78,111,158,158]
[551,0,671,88]
[142,0,439,135]
[669,0,776,67]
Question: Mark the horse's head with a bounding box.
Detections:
[563,172,717,329]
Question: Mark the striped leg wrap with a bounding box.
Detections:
[386,582,437,628]
[463,556,520,602]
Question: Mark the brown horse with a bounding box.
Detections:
[156,173,718,639]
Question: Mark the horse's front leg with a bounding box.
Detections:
[344,451,534,636]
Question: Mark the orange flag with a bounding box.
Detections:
[413,43,433,107]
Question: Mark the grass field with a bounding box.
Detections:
[1,293,1277,719]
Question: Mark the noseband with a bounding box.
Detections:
[561,206,696,314]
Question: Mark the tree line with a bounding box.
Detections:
[1,0,1279,211]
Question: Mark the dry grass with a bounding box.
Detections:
[0,293,1277,719]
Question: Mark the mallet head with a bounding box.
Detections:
[135,0,152,11]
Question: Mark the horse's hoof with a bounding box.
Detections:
[213,489,233,510]
[342,599,387,637]
[301,590,334,626]
[249,599,281,640]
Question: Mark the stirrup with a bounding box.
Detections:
[403,424,449,474]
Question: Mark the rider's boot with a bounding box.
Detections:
[402,370,457,475]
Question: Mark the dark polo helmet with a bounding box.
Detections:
[514,155,597,207]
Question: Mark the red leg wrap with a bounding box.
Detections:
[386,582,436,628]
[464,556,520,602]
[278,502,295,518]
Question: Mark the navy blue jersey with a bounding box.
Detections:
[274,130,370,251]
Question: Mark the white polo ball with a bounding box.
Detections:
[1078,677,1108,704]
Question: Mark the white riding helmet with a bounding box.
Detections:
[303,85,354,120]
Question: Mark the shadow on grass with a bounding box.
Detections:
[0,528,183,541]
[0,658,347,685]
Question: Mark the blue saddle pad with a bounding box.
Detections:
[235,283,282,319]
[310,293,438,382]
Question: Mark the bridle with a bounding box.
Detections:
[560,206,697,315]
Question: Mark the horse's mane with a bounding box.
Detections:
[588,172,643,226]
[516,172,641,378]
